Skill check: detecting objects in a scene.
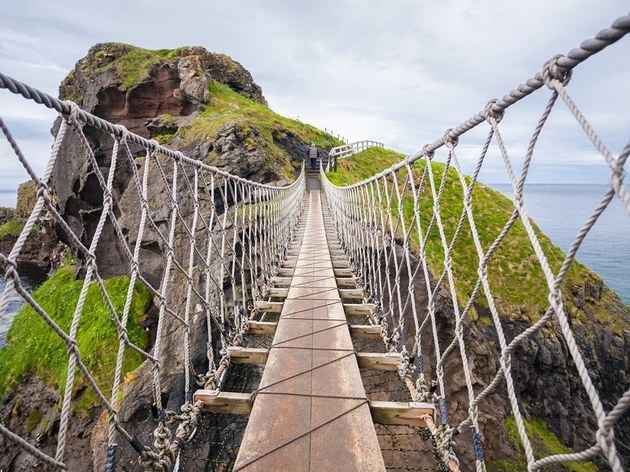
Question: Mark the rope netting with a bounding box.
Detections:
[0,10,628,472]
[322,12,630,472]
[0,76,305,470]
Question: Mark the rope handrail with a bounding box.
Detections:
[321,11,629,472]
[326,140,384,172]
[0,79,307,470]
[0,72,300,192]
[329,140,384,158]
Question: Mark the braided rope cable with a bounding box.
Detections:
[0,11,627,471]
[322,13,629,472]
[0,84,306,469]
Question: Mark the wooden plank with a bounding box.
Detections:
[268,287,289,298]
[339,288,364,300]
[247,321,278,335]
[282,260,297,268]
[193,390,253,415]
[334,268,354,277]
[227,346,269,365]
[349,324,382,339]
[277,268,294,277]
[270,276,292,286]
[343,303,376,316]
[336,277,359,287]
[255,300,284,313]
[235,189,386,471]
[332,260,350,269]
[330,254,347,260]
[369,401,435,427]
[356,352,401,370]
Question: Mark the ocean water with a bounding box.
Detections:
[492,184,629,304]
[0,276,33,347]
[0,190,17,208]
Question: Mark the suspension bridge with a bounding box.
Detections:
[0,12,629,472]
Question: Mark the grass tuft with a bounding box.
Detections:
[98,47,176,89]
[488,416,597,471]
[0,220,24,238]
[0,265,151,414]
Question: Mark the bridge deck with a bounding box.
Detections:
[234,186,385,471]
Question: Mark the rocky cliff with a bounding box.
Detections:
[1,43,340,470]
[53,43,338,281]
[0,181,65,281]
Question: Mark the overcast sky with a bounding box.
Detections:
[1,0,629,205]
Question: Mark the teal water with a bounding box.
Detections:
[492,184,629,304]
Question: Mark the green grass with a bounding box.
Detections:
[24,410,43,433]
[180,80,342,180]
[0,265,151,415]
[327,147,404,185]
[488,416,597,471]
[97,47,180,89]
[0,220,24,238]
[326,148,629,332]
[155,133,174,144]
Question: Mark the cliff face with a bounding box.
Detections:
[0,181,64,281]
[0,44,341,470]
[53,43,338,280]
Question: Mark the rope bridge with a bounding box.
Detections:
[0,11,628,472]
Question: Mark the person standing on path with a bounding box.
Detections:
[308,143,318,171]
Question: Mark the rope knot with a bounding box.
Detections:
[435,425,459,468]
[543,54,572,88]
[484,99,504,123]
[443,128,459,148]
[421,145,434,160]
[62,100,81,124]
[2,256,18,272]
[114,124,131,142]
[596,425,615,454]
[36,181,49,200]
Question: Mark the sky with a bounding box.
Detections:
[0,0,629,206]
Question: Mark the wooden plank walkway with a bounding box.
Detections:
[233,186,385,471]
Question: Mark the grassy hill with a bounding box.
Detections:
[326,147,629,332]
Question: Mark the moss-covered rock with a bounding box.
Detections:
[0,264,152,470]
[15,180,37,222]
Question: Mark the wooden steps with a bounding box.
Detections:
[193,390,435,428]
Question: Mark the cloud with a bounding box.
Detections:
[0,0,628,194]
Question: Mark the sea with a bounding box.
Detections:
[492,184,629,305]
[0,276,33,347]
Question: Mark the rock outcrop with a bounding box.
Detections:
[0,43,339,470]
[14,181,37,223]
[0,207,15,225]
[0,181,64,282]
[52,43,336,280]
